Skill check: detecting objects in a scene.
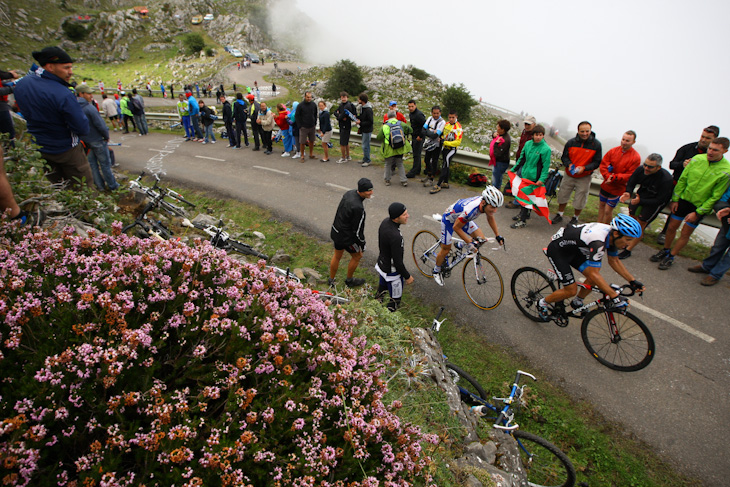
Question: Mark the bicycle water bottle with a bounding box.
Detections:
[471,405,488,417]
[454,241,465,250]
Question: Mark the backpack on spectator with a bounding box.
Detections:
[130,97,143,115]
[388,121,405,149]
[467,173,488,187]
[544,168,563,201]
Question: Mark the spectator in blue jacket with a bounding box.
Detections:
[186,92,203,140]
[13,46,93,187]
[76,85,118,191]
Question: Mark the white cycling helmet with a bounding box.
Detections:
[481,185,504,208]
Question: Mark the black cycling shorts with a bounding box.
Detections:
[334,241,363,254]
[545,239,588,287]
[670,198,704,225]
[628,202,664,225]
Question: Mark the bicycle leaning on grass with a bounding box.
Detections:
[510,267,655,372]
[182,218,269,260]
[122,174,195,240]
[430,308,576,487]
[412,220,504,310]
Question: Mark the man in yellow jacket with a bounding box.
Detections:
[430,109,462,194]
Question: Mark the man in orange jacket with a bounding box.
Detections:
[597,130,641,223]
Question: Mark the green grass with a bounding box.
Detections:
[115,178,695,486]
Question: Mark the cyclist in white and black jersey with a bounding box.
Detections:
[432,186,505,286]
[538,214,645,320]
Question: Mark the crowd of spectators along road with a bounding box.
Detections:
[1,45,729,290]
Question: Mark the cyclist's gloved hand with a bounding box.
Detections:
[629,280,644,292]
[495,235,505,246]
[610,295,629,308]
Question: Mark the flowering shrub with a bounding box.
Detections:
[0,221,438,487]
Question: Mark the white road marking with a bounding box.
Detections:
[149,148,174,153]
[631,301,716,343]
[195,156,226,162]
[253,166,289,175]
[327,183,350,191]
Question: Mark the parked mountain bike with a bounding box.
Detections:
[510,267,655,372]
[122,175,195,240]
[412,223,504,310]
[182,218,269,260]
[430,308,576,487]
[129,172,195,218]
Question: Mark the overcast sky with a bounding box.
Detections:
[291,0,730,163]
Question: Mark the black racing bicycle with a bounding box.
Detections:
[510,267,655,372]
[431,309,576,487]
[182,218,269,260]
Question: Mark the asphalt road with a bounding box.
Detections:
[112,132,729,486]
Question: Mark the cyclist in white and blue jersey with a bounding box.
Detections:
[537,213,646,320]
[432,186,505,286]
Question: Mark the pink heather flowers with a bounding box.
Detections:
[0,221,438,487]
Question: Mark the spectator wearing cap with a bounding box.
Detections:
[13,46,94,187]
[329,178,374,288]
[76,85,118,191]
[333,91,356,163]
[382,100,407,123]
[505,116,536,208]
[376,202,414,311]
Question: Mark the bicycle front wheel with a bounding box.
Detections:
[462,254,503,310]
[512,430,576,487]
[411,230,440,278]
[228,240,269,260]
[581,309,655,372]
[511,267,557,322]
[444,362,488,404]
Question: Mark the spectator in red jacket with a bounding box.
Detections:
[382,100,407,123]
[597,130,641,223]
[552,121,603,224]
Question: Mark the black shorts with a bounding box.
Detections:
[546,240,589,287]
[334,241,363,254]
[671,199,705,225]
[339,125,352,146]
[628,202,664,225]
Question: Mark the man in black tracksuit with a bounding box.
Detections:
[329,178,373,288]
[376,202,414,311]
[220,95,235,147]
[233,93,249,148]
[406,100,427,178]
[333,91,357,162]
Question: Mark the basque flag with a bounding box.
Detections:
[507,171,552,224]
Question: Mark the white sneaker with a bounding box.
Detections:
[433,271,444,287]
[292,153,301,159]
[281,152,291,157]
[211,140,216,144]
[347,156,352,161]
[337,158,347,164]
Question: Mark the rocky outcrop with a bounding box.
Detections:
[412,327,527,487]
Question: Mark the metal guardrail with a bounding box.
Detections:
[144,112,721,230]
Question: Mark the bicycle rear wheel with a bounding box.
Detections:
[581,309,655,372]
[227,240,269,260]
[444,362,488,404]
[512,430,576,487]
[511,267,557,322]
[462,254,503,310]
[411,230,440,278]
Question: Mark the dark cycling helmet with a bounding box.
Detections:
[481,185,504,208]
[610,213,642,239]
